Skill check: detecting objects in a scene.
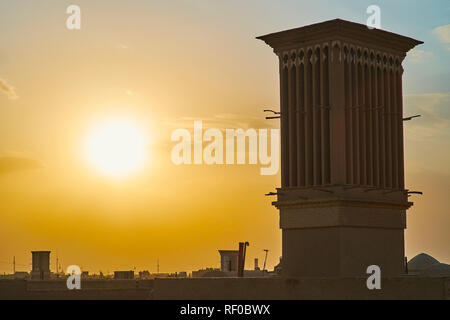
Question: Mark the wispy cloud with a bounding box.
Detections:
[404,93,450,142]
[161,113,278,130]
[115,43,129,49]
[0,78,18,100]
[433,24,450,51]
[407,49,432,63]
[0,156,42,175]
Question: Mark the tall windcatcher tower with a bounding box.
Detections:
[257,19,422,277]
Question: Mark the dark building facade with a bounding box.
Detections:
[258,19,422,277]
[30,251,51,280]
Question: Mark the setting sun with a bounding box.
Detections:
[85,118,146,177]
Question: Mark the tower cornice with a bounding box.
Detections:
[257,19,423,54]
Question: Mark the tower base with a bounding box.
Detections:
[274,187,412,278]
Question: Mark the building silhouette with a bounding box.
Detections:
[219,250,239,273]
[258,19,423,277]
[30,251,51,280]
[114,271,134,280]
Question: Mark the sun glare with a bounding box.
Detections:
[85,118,146,177]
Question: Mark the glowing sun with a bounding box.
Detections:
[85,118,146,177]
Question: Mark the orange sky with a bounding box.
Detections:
[0,1,449,274]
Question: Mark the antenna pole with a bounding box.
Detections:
[263,249,269,271]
